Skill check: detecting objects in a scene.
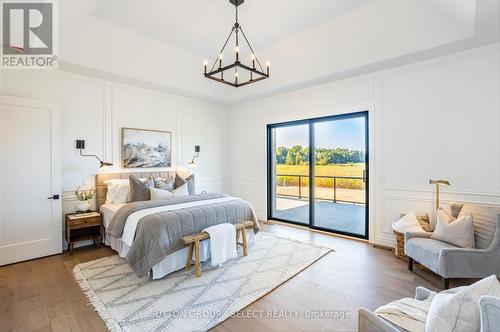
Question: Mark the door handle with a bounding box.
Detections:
[363,170,367,183]
[47,194,60,200]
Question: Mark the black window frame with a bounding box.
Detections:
[266,111,369,240]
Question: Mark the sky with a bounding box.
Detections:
[274,117,365,151]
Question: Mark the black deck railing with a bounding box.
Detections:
[275,174,365,204]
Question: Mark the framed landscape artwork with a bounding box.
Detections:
[122,128,172,168]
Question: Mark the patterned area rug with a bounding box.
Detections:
[73,232,333,332]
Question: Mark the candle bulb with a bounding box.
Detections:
[219,54,223,69]
[266,61,270,76]
[204,60,208,74]
[235,46,239,62]
[251,54,256,69]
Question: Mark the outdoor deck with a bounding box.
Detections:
[274,197,366,236]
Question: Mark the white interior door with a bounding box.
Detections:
[0,95,62,265]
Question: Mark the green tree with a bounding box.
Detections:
[275,146,288,164]
[277,145,364,165]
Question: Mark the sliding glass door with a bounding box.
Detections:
[267,112,368,239]
[268,124,310,225]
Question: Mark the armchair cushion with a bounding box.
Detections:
[405,238,456,273]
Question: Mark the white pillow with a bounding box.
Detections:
[392,211,424,233]
[431,208,475,248]
[104,179,130,204]
[171,183,189,197]
[149,186,173,201]
[104,178,150,204]
[426,275,500,332]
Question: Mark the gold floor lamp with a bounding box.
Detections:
[429,179,450,210]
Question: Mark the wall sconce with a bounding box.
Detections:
[187,145,200,168]
[429,179,450,211]
[76,140,113,169]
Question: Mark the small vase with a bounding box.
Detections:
[76,200,90,212]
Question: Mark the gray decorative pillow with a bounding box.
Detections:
[153,177,174,191]
[174,173,187,189]
[129,175,151,202]
[450,202,464,219]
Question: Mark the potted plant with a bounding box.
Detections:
[75,186,94,212]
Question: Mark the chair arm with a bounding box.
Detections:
[438,247,497,278]
[480,296,500,332]
[405,231,432,242]
[358,308,401,332]
[415,286,433,301]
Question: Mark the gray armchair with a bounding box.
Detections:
[359,286,500,332]
[404,204,500,289]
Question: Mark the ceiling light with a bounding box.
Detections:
[203,0,270,88]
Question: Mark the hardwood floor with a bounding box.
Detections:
[1,222,474,332]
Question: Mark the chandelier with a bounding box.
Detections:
[204,0,270,87]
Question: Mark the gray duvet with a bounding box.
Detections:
[106,193,259,277]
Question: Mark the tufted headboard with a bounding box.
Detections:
[95,171,176,208]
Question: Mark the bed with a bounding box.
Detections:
[96,172,259,280]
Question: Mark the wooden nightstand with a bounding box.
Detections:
[65,212,102,255]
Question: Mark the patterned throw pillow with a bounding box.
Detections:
[153,177,174,191]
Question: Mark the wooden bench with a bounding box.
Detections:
[182,221,254,277]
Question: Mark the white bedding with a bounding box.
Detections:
[99,199,254,279]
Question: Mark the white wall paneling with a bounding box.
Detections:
[0,70,229,248]
[228,43,500,247]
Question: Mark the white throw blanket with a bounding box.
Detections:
[203,223,237,267]
[375,292,437,332]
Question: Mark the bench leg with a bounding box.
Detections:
[185,243,194,271]
[241,226,248,256]
[194,240,201,278]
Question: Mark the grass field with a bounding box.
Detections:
[275,163,365,190]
